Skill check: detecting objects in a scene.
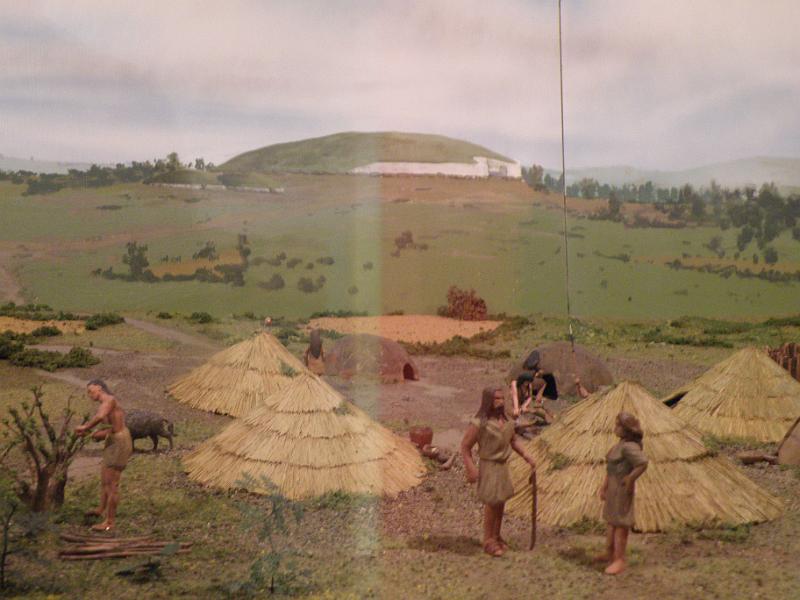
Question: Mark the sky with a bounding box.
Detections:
[1,0,798,170]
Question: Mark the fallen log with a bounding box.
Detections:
[736,451,778,465]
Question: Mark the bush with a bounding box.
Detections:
[286,258,302,269]
[29,325,61,337]
[8,347,99,371]
[156,311,173,319]
[347,286,358,295]
[363,261,374,270]
[297,276,326,293]
[438,286,488,321]
[316,256,335,266]
[84,312,124,330]
[188,311,214,324]
[259,274,286,291]
[0,332,26,359]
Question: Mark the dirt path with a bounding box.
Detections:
[306,315,502,344]
[0,251,24,304]
[124,318,219,351]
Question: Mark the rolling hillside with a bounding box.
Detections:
[557,156,800,190]
[221,131,513,174]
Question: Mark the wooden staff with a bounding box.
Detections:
[529,469,538,550]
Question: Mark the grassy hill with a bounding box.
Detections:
[221,131,514,174]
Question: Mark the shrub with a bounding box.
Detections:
[188,311,214,324]
[29,325,61,337]
[305,262,314,270]
[438,286,488,321]
[84,312,124,330]
[0,332,26,359]
[316,256,335,266]
[363,261,374,270]
[348,286,358,295]
[8,347,99,371]
[297,276,326,293]
[156,311,173,319]
[259,274,286,291]
[286,258,302,269]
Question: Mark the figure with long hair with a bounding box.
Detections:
[597,411,648,575]
[304,328,325,375]
[75,379,133,532]
[461,387,536,557]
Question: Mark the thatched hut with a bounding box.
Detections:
[506,381,781,532]
[778,416,800,466]
[325,334,419,383]
[167,333,307,417]
[663,347,800,443]
[507,341,613,398]
[184,372,425,499]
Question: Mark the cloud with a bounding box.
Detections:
[0,0,797,169]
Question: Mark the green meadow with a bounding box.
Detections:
[2,179,799,319]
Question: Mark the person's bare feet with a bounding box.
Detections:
[483,540,504,557]
[85,509,104,518]
[90,522,114,532]
[604,559,626,575]
[497,536,509,551]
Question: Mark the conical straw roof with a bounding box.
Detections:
[506,381,781,532]
[168,333,308,417]
[663,347,800,443]
[183,372,426,499]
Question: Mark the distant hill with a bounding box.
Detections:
[556,156,800,191]
[221,131,514,174]
[0,155,97,174]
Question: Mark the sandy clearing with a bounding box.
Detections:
[0,252,24,304]
[0,316,85,334]
[305,314,502,344]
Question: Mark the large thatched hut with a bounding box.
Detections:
[184,372,425,499]
[663,347,800,443]
[506,381,781,532]
[507,341,614,398]
[167,333,307,417]
[325,334,419,383]
[778,416,800,466]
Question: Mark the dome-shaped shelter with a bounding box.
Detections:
[507,341,613,398]
[325,334,419,383]
[663,347,800,443]
[506,381,781,532]
[167,333,307,417]
[184,372,425,499]
[778,416,800,466]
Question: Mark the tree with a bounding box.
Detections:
[0,387,86,512]
[122,241,149,280]
[763,246,778,265]
[578,178,599,199]
[607,192,622,220]
[166,152,181,172]
[194,158,206,171]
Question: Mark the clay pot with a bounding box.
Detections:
[409,426,433,449]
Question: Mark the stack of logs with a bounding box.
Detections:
[59,532,192,560]
[767,343,800,382]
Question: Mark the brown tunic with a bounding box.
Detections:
[470,417,515,505]
[603,441,648,527]
[103,427,133,470]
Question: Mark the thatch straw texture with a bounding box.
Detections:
[167,333,307,417]
[664,347,800,443]
[184,373,425,499]
[778,416,800,466]
[506,381,781,532]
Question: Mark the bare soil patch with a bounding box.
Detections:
[0,316,85,334]
[306,314,502,344]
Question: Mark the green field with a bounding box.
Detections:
[2,177,799,320]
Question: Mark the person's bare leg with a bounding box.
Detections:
[594,525,615,562]
[495,503,508,550]
[483,504,494,548]
[87,467,110,518]
[92,468,121,531]
[605,527,629,575]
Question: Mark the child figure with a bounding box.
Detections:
[597,411,648,575]
[461,387,536,557]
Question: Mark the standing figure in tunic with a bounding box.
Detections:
[597,411,648,575]
[461,387,537,557]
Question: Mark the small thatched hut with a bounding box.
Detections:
[167,333,307,417]
[184,372,425,499]
[506,381,781,532]
[507,341,613,398]
[778,416,800,466]
[325,334,419,383]
[663,347,800,443]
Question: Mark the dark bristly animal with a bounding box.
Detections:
[125,410,175,451]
